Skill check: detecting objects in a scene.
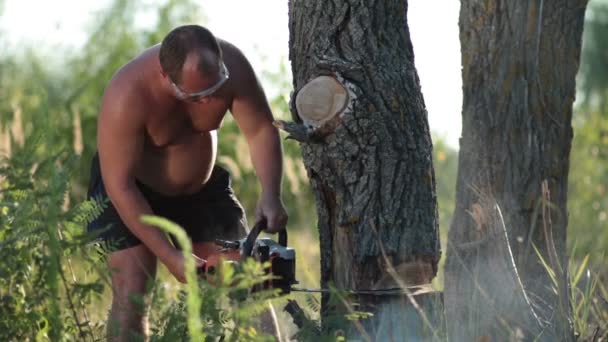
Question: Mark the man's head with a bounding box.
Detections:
[159,25,229,102]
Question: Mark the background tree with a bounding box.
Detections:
[282,0,442,338]
[445,0,588,340]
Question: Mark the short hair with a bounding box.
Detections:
[159,25,222,83]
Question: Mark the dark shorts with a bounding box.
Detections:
[86,154,247,251]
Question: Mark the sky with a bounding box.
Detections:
[0,0,463,147]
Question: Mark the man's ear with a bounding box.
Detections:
[159,62,170,79]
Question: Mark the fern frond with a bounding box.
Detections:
[72,196,108,225]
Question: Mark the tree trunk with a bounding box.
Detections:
[445,0,588,340]
[283,0,441,338]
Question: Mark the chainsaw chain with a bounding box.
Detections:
[290,285,432,296]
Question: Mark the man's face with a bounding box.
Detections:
[170,61,229,103]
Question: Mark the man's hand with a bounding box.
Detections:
[163,249,206,283]
[255,194,288,233]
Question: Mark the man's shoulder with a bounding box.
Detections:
[100,70,148,127]
[218,39,259,96]
[217,39,240,56]
[103,75,145,112]
[103,59,152,109]
[105,46,158,101]
[218,39,251,70]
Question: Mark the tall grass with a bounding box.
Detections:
[534,247,608,340]
[570,256,608,340]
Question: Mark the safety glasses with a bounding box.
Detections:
[171,61,230,102]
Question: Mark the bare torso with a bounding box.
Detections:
[135,105,223,196]
[111,45,234,195]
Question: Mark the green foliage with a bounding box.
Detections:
[429,136,458,289]
[432,135,458,232]
[568,104,608,268]
[0,122,105,340]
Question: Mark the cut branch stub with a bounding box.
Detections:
[295,75,349,128]
[276,75,350,142]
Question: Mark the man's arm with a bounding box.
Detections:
[226,45,288,233]
[97,82,198,282]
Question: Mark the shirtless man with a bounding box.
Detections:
[86,25,288,340]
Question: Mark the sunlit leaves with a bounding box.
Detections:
[569,104,608,267]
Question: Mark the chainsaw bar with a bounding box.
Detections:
[289,284,434,296]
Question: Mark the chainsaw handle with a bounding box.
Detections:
[279,230,287,247]
[240,219,265,261]
[240,218,289,261]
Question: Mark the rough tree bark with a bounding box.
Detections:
[445,1,588,340]
[281,0,441,339]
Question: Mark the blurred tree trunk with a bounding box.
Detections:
[445,0,588,340]
[283,0,442,338]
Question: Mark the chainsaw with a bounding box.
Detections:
[197,219,298,294]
